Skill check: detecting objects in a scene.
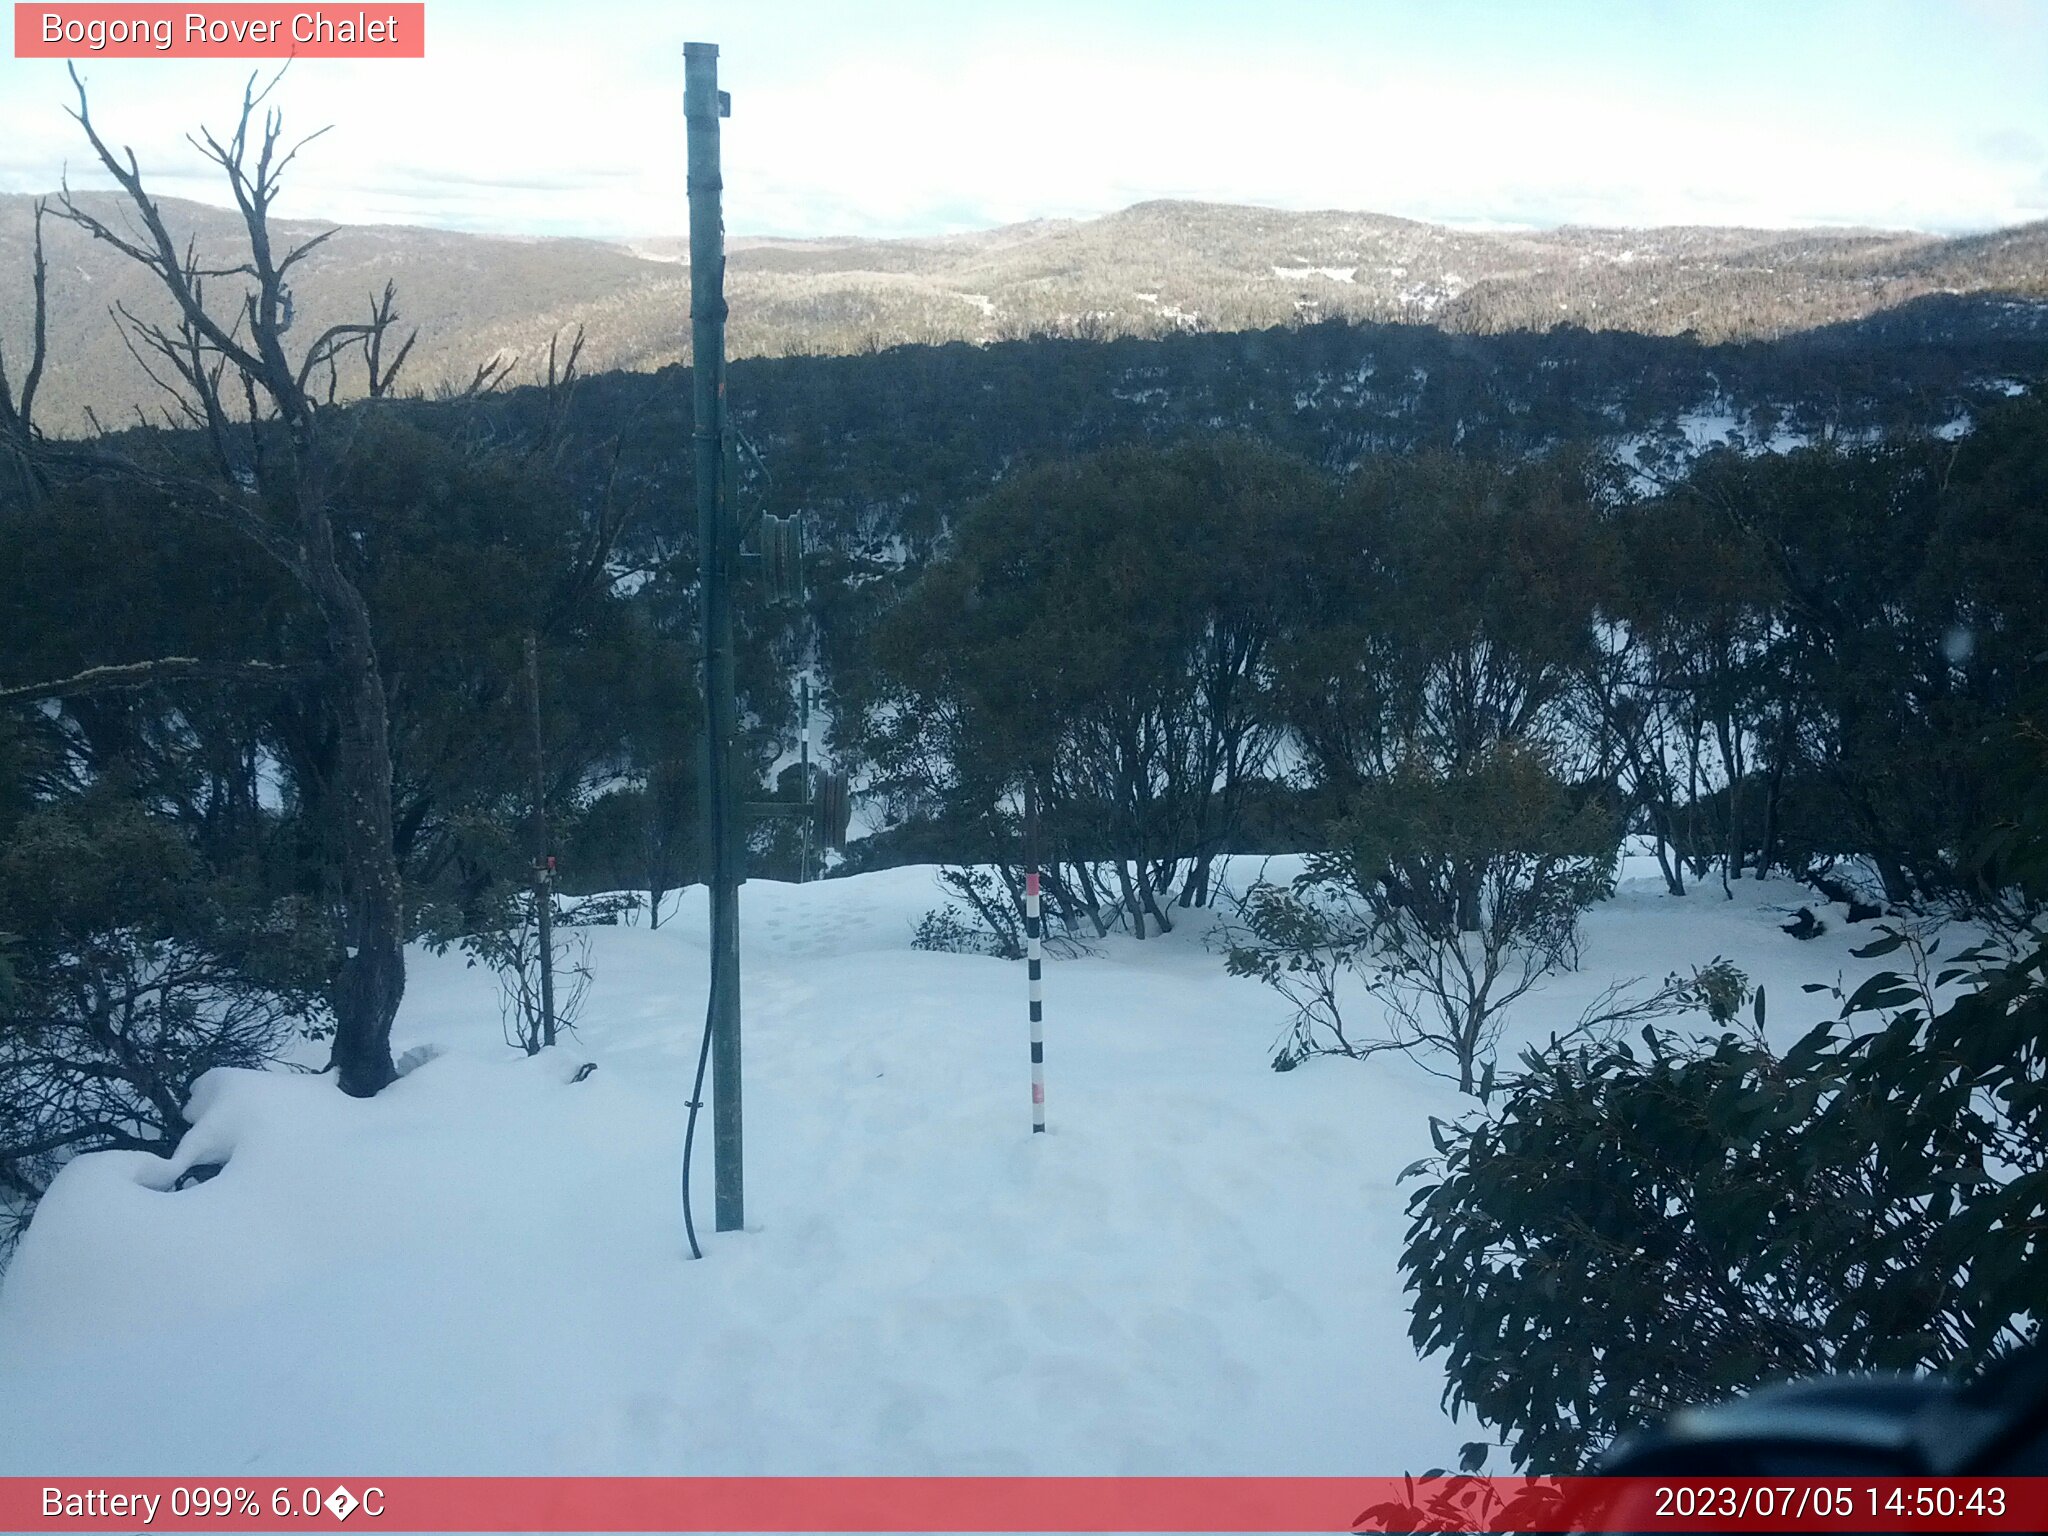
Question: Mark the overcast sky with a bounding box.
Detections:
[3,0,2046,239]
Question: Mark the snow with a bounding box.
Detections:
[1269,265,1357,284]
[1612,399,1803,491]
[1676,405,1744,448]
[1607,393,1936,493]
[0,857,1923,1477]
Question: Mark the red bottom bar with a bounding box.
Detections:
[3,1476,2046,1532]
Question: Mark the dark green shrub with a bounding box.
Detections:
[1400,927,2046,1471]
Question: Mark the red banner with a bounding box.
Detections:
[3,1476,2047,1531]
[13,4,425,58]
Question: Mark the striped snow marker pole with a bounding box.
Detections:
[1027,868,1045,1133]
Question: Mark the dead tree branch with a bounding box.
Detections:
[0,657,314,707]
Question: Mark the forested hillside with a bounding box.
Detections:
[483,298,2048,567]
[6,189,2047,434]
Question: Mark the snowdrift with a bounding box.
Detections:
[0,859,1901,1475]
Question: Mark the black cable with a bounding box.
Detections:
[680,961,717,1261]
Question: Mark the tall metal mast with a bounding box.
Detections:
[685,40,744,1234]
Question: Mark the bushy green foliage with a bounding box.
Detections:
[1227,453,1627,1090]
[1270,452,1618,796]
[1328,746,1619,949]
[1400,925,2047,1472]
[928,867,1025,960]
[0,399,710,1225]
[1623,411,2048,912]
[910,904,998,957]
[855,436,1326,937]
[0,793,330,1252]
[422,889,635,1056]
[1687,956,1751,1026]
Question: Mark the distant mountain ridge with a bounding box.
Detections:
[3,192,2045,435]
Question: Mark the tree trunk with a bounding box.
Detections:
[1041,865,1084,937]
[1716,711,1745,895]
[1755,705,1793,880]
[1756,766,1782,882]
[320,560,405,1097]
[1141,877,1174,935]
[1070,861,1112,938]
[1113,857,1146,940]
[1652,827,1685,897]
[1871,848,1914,907]
[952,869,1021,959]
[1454,861,1482,934]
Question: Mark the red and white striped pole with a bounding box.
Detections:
[1026,780,1045,1134]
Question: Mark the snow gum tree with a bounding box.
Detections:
[1234,453,1623,1090]
[857,437,1325,941]
[5,70,424,1095]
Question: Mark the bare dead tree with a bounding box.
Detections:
[363,281,418,399]
[0,198,51,499]
[29,65,419,1096]
[453,350,518,402]
[532,325,586,455]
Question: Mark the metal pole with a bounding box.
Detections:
[799,673,812,884]
[1026,780,1045,1133]
[526,633,556,1051]
[687,40,744,1233]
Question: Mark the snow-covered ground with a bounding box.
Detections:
[0,857,1918,1476]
